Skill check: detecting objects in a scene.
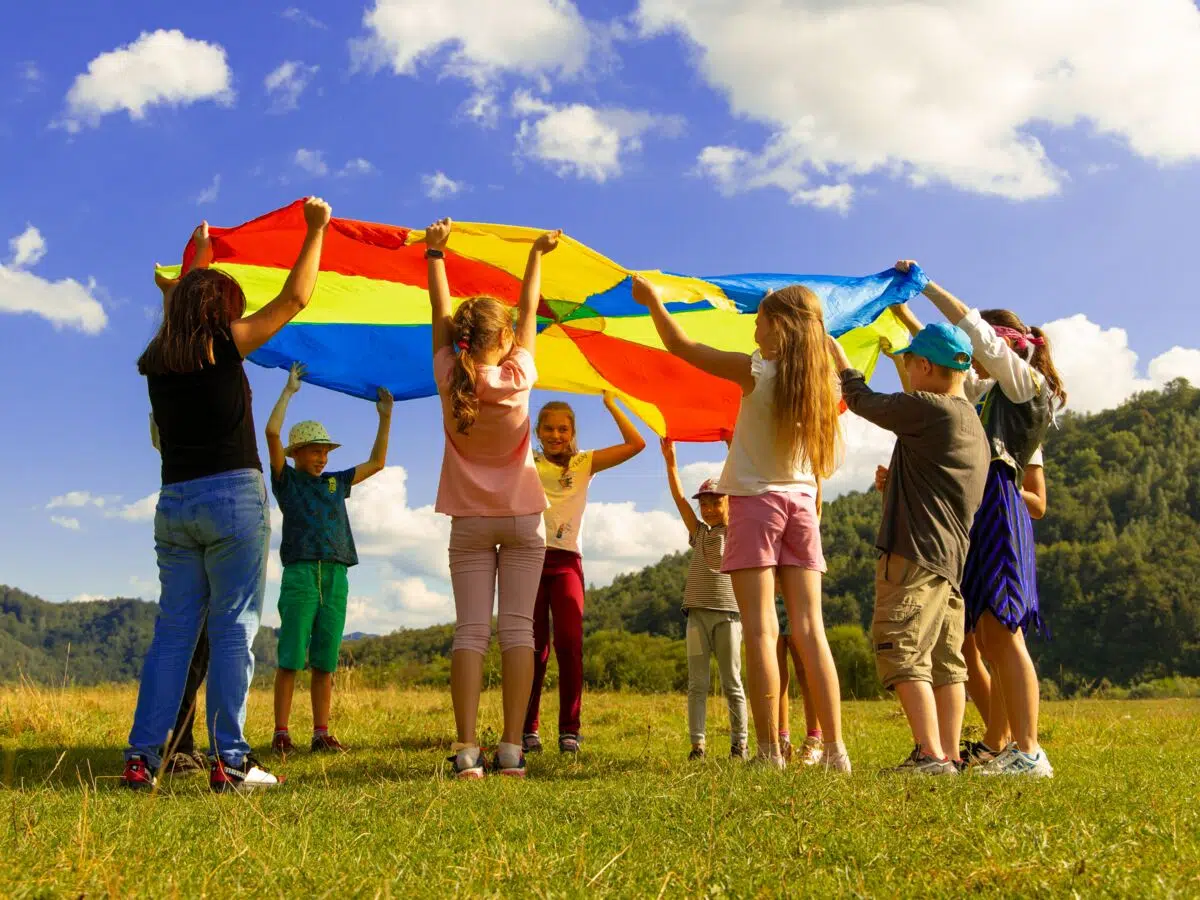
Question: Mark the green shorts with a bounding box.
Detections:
[277,560,349,673]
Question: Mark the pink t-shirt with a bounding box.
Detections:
[433,346,548,518]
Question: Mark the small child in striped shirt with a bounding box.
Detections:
[662,439,749,761]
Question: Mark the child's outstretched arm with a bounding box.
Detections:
[156,222,215,317]
[661,439,699,538]
[516,231,561,349]
[896,259,1038,403]
[232,198,332,357]
[631,276,754,394]
[265,362,304,477]
[828,335,927,437]
[591,393,647,473]
[353,388,394,485]
[425,218,453,354]
[1022,463,1047,519]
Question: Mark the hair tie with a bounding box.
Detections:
[993,325,1044,352]
[456,338,470,352]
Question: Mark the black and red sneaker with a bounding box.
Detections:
[210,754,283,794]
[271,730,295,755]
[121,755,158,791]
[310,732,347,753]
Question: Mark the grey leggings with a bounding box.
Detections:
[686,608,749,746]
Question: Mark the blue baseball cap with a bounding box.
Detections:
[893,323,973,371]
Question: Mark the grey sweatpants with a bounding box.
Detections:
[686,608,749,746]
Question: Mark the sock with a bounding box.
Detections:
[274,726,289,736]
[778,730,791,744]
[497,741,523,768]
[313,725,329,738]
[451,742,481,767]
[806,729,823,741]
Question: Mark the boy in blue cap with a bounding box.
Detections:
[827,318,990,775]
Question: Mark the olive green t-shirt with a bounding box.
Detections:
[840,370,990,588]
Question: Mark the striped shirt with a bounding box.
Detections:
[683,524,738,613]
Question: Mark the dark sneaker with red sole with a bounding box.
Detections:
[311,733,347,753]
[271,732,295,755]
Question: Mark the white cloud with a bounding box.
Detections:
[9,225,47,269]
[267,555,282,584]
[109,492,159,522]
[1041,315,1200,413]
[462,90,501,127]
[70,593,104,603]
[580,502,690,586]
[0,226,107,333]
[826,415,897,499]
[265,60,319,112]
[513,90,683,182]
[345,579,457,633]
[129,575,157,597]
[338,158,377,177]
[345,467,451,578]
[283,7,327,29]
[422,171,464,199]
[294,148,329,176]
[354,0,591,84]
[46,491,105,510]
[62,29,233,130]
[637,0,1200,208]
[21,62,43,84]
[51,516,81,531]
[196,174,221,205]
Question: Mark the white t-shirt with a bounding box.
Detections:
[1027,446,1044,467]
[536,450,594,554]
[716,352,819,497]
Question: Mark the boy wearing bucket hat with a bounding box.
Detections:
[827,320,990,775]
[661,440,749,762]
[265,362,393,755]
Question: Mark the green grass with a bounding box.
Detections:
[1,681,1197,898]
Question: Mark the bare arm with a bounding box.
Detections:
[230,197,331,358]
[591,393,647,473]
[353,389,394,485]
[149,413,161,453]
[423,218,453,353]
[516,231,561,349]
[632,276,754,393]
[661,439,699,538]
[157,222,215,316]
[265,362,304,477]
[1022,464,1047,519]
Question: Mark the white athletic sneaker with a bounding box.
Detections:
[750,750,787,772]
[975,742,1054,778]
[450,744,485,780]
[210,755,283,793]
[798,736,824,767]
[820,749,852,774]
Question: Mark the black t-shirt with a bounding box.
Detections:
[147,330,262,485]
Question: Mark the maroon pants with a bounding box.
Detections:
[523,549,585,735]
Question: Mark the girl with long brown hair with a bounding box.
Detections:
[898,260,1065,777]
[123,197,332,793]
[425,217,560,779]
[521,394,646,756]
[632,277,850,772]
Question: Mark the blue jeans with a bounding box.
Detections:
[126,469,269,768]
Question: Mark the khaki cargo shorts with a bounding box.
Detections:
[872,554,967,690]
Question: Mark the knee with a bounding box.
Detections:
[497,616,534,654]
[453,622,492,655]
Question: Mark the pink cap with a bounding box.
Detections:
[692,478,724,499]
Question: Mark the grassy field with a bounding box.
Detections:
[0,681,1197,898]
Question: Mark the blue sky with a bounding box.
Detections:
[3,1,1199,633]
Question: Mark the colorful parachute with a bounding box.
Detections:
[156,200,926,441]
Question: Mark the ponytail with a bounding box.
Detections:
[447,296,515,435]
[981,309,1068,411]
[1028,325,1067,410]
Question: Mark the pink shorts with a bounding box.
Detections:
[721,492,826,574]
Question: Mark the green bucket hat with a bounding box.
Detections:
[285,420,341,456]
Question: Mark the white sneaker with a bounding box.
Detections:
[975,742,1054,778]
[449,744,485,780]
[798,736,824,767]
[750,750,787,772]
[210,755,283,793]
[820,749,852,774]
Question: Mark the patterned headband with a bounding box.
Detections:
[993,325,1044,353]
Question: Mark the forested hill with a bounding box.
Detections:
[3,381,1199,690]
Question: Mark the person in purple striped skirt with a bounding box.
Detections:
[897,260,1067,778]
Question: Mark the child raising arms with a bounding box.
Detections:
[633,278,849,772]
[426,218,557,779]
[265,362,393,755]
[662,439,748,762]
[898,260,1066,777]
[522,394,645,756]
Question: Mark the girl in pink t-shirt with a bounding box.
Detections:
[424,218,559,779]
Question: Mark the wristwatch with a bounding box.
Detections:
[424,248,445,260]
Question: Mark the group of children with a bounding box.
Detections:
[254,218,1064,781]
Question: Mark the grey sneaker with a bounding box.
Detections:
[558,733,581,754]
[975,742,1054,778]
[884,744,958,776]
[522,733,543,754]
[730,741,749,761]
[688,746,706,761]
